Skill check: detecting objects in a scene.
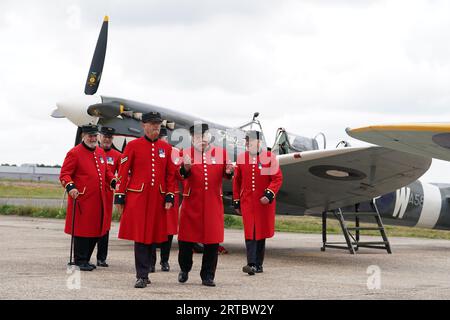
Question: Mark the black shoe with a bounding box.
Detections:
[160,261,170,272]
[255,265,263,273]
[242,264,256,275]
[88,263,96,269]
[77,263,95,271]
[134,278,148,288]
[178,271,189,283]
[150,265,156,273]
[97,260,109,267]
[202,279,216,287]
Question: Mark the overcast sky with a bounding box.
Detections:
[1,0,450,182]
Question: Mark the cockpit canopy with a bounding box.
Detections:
[271,128,321,155]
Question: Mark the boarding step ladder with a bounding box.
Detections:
[320,200,392,254]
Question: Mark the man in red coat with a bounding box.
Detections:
[95,126,121,268]
[177,123,233,287]
[114,112,177,289]
[60,124,117,271]
[233,130,283,275]
[150,127,180,273]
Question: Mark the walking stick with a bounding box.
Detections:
[68,198,77,266]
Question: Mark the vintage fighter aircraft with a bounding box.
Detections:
[52,17,449,253]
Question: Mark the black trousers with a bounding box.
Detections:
[178,241,219,281]
[74,236,99,265]
[245,238,266,267]
[150,235,174,266]
[96,231,109,262]
[134,242,154,279]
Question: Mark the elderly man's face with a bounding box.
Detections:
[99,134,113,149]
[246,139,261,155]
[142,122,161,139]
[82,133,98,149]
[192,132,210,151]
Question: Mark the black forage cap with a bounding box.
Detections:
[81,124,99,134]
[100,126,115,136]
[189,123,209,135]
[142,111,163,123]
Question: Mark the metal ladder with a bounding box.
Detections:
[320,200,392,254]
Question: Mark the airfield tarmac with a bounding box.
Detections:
[1,215,450,300]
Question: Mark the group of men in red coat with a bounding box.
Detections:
[60,111,283,288]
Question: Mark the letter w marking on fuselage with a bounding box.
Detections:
[393,187,410,219]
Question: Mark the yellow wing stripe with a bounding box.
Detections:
[350,123,450,133]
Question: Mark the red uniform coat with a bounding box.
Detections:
[103,148,121,229]
[60,143,116,238]
[115,136,177,244]
[166,183,180,236]
[178,146,231,244]
[233,150,283,240]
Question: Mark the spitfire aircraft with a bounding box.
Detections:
[52,17,450,253]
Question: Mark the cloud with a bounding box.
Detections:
[1,0,450,184]
[79,0,275,27]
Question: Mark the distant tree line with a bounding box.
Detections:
[1,163,61,168]
[36,164,61,168]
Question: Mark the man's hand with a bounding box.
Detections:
[225,163,234,175]
[165,202,173,210]
[235,208,242,215]
[183,154,192,171]
[68,189,79,199]
[260,196,270,205]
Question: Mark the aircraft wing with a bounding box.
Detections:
[276,146,431,213]
[346,123,450,162]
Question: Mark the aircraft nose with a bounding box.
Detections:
[55,95,102,126]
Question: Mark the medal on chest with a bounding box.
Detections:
[159,148,166,158]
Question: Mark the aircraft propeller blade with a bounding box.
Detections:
[84,16,108,95]
[74,127,82,146]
